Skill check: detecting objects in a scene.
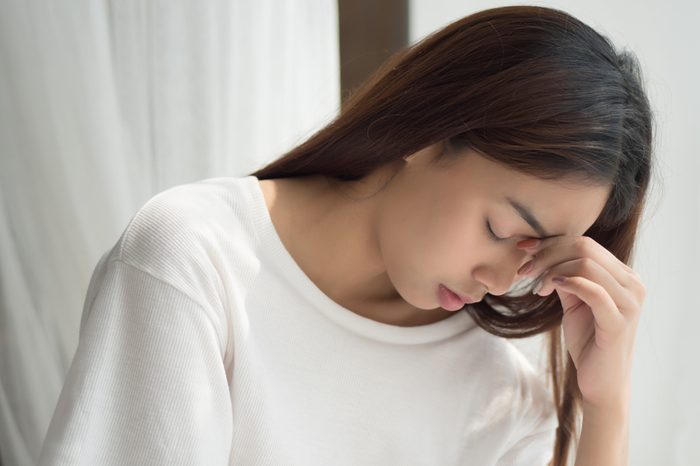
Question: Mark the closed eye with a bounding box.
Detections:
[487,219,544,242]
[485,220,506,241]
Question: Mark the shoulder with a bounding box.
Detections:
[111,177,250,310]
[119,177,242,244]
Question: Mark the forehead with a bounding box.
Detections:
[451,150,611,236]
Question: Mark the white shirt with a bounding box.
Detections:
[39,175,558,465]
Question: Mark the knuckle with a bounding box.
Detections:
[625,280,646,308]
[637,281,647,300]
[574,236,591,254]
[578,256,595,273]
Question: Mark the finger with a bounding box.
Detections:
[518,236,636,289]
[533,258,637,315]
[552,275,625,333]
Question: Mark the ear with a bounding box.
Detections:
[403,141,446,164]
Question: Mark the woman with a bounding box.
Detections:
[39,5,653,466]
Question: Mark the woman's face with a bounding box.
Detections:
[375,143,611,310]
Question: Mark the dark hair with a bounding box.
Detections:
[248,5,654,464]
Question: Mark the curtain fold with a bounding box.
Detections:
[0,1,340,464]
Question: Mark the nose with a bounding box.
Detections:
[475,252,534,296]
[482,274,515,297]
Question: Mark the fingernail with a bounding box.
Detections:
[517,239,541,249]
[518,260,534,275]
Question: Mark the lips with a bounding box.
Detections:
[444,285,478,304]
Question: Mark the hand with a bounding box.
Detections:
[516,236,646,410]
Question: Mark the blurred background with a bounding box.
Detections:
[1,1,697,465]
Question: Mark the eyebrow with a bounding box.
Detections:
[505,196,557,239]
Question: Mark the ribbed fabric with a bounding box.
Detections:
[38,175,558,466]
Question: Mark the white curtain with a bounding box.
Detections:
[0,1,340,464]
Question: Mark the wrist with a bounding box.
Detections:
[581,399,630,443]
[581,381,632,415]
[582,398,629,419]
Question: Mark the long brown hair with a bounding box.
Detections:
[248,5,654,464]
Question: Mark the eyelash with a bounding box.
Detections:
[486,220,505,241]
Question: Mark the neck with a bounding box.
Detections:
[261,166,457,327]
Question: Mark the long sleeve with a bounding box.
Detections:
[38,256,233,465]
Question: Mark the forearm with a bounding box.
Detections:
[574,401,629,466]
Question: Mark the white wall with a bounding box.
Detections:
[409,1,700,464]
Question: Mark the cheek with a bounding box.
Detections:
[378,189,482,278]
[419,192,483,261]
[419,212,482,271]
[424,196,480,248]
[436,228,480,272]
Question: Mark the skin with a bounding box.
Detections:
[260,141,647,463]
[258,141,610,326]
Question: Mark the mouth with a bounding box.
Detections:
[439,284,479,306]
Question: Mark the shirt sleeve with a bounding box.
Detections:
[38,255,233,465]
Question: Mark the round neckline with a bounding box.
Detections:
[243,175,476,345]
